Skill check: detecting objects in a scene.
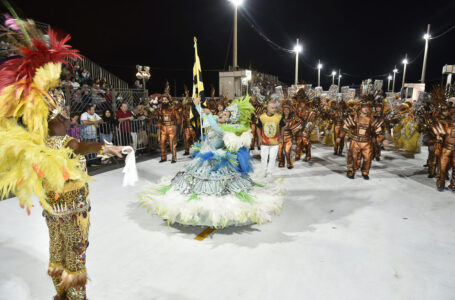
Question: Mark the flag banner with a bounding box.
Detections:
[192,37,206,108]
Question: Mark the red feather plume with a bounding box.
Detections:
[0,29,82,94]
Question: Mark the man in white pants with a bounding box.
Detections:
[257,100,285,178]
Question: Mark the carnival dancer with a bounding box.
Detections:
[392,101,420,153]
[257,100,286,177]
[157,82,181,163]
[416,98,438,178]
[338,99,385,180]
[320,100,335,147]
[250,96,263,151]
[433,104,455,191]
[278,103,302,169]
[0,19,128,300]
[332,100,346,156]
[372,98,386,161]
[295,96,308,160]
[182,87,199,155]
[46,101,127,300]
[140,96,285,228]
[299,99,320,162]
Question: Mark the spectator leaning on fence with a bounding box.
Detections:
[100,108,117,144]
[116,102,134,147]
[81,105,103,165]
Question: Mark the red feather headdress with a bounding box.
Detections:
[0,28,82,94]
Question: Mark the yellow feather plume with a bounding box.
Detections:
[33,62,62,91]
[0,119,92,215]
[0,82,54,141]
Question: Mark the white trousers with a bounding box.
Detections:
[261,145,279,176]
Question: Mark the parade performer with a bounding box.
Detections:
[332,100,346,156]
[0,19,127,300]
[257,100,286,177]
[416,99,438,178]
[294,93,309,160]
[320,100,335,147]
[249,96,263,151]
[278,103,302,169]
[338,99,385,179]
[433,104,455,191]
[182,87,199,155]
[157,82,181,163]
[372,98,386,161]
[392,101,420,153]
[140,96,285,227]
[299,99,320,162]
[424,87,450,178]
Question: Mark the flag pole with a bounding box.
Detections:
[193,37,204,141]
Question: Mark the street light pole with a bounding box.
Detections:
[337,69,341,92]
[233,3,238,70]
[332,70,336,85]
[317,60,322,87]
[421,24,431,83]
[392,66,398,92]
[294,39,302,85]
[402,53,408,91]
[387,74,392,92]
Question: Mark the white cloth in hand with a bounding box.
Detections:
[122,146,138,187]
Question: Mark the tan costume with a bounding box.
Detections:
[340,107,384,179]
[278,105,302,169]
[182,103,197,155]
[45,135,90,300]
[250,98,263,151]
[433,113,455,191]
[297,104,318,162]
[372,103,385,161]
[332,104,345,156]
[158,97,181,162]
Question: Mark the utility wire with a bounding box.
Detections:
[431,24,455,39]
[239,9,319,70]
[238,10,294,54]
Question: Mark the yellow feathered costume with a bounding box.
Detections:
[0,25,87,215]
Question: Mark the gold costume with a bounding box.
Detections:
[332,110,345,155]
[182,104,197,154]
[433,118,455,190]
[45,135,90,300]
[341,112,384,178]
[393,113,420,153]
[250,100,263,151]
[278,108,301,169]
[158,104,181,162]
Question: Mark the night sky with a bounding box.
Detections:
[7,0,455,95]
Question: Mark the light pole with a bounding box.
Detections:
[337,69,341,92]
[392,66,398,92]
[136,65,151,92]
[387,74,392,92]
[402,54,408,92]
[421,24,431,83]
[293,39,302,85]
[331,70,336,85]
[317,60,322,87]
[229,0,243,70]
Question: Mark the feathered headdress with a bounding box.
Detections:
[431,85,448,110]
[0,18,81,139]
[0,16,87,215]
[220,95,254,136]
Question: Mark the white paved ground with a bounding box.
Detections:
[0,145,454,300]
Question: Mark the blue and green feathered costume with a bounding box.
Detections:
[139,96,285,228]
